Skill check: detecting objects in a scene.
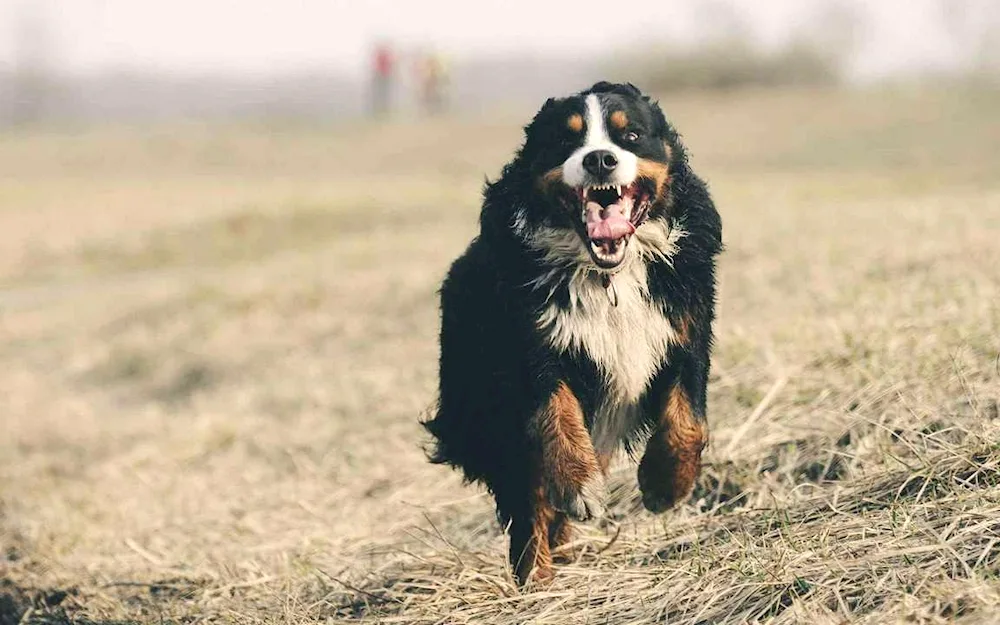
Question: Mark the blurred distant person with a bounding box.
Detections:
[417,50,449,115]
[370,42,395,117]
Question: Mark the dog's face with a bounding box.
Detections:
[518,83,674,270]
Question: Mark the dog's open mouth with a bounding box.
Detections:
[575,181,654,269]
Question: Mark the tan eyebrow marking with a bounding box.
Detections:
[566,113,584,133]
[609,110,628,130]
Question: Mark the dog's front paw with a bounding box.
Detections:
[638,441,700,513]
[549,474,606,521]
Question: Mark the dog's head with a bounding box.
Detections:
[512,82,680,270]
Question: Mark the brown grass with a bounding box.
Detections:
[2,86,1000,624]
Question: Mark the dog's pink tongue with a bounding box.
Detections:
[585,201,635,241]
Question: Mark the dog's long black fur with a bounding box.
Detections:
[423,81,722,581]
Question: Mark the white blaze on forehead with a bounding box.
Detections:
[584,93,609,145]
[562,94,638,188]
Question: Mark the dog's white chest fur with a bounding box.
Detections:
[524,217,685,453]
[536,259,676,452]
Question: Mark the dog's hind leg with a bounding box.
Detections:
[536,382,605,521]
[548,512,575,563]
[508,484,556,586]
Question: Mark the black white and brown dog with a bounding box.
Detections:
[423,81,722,585]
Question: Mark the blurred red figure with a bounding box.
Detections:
[370,42,395,117]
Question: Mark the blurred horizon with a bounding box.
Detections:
[1,0,998,125]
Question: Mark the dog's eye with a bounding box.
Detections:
[624,131,641,143]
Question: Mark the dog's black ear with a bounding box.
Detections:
[530,97,558,120]
[523,97,560,137]
[648,97,669,130]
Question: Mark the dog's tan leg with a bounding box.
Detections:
[549,448,612,562]
[510,383,612,584]
[638,384,708,512]
[509,382,605,584]
[536,382,605,521]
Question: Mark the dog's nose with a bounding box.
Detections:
[582,150,618,177]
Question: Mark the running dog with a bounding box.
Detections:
[424,81,722,585]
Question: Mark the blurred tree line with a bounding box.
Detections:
[616,0,1000,93]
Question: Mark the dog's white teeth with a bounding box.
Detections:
[583,183,622,194]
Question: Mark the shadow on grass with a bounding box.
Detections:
[0,578,207,625]
[0,580,77,625]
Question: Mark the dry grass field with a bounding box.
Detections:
[2,86,1000,624]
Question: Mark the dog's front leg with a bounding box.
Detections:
[536,381,606,522]
[510,382,604,585]
[638,368,709,513]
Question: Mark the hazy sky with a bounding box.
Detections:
[0,0,991,79]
